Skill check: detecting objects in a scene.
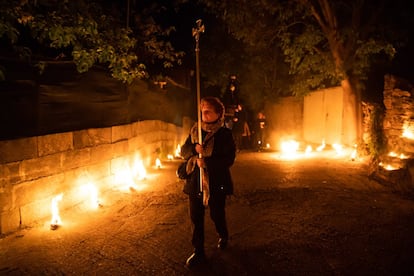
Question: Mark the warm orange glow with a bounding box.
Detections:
[281,140,299,152]
[132,157,147,181]
[274,140,362,162]
[114,157,147,191]
[332,143,344,155]
[155,158,162,169]
[350,148,357,160]
[388,151,408,159]
[388,151,397,157]
[175,144,182,158]
[80,182,100,209]
[316,140,326,151]
[114,165,138,190]
[402,122,414,139]
[280,140,299,159]
[50,193,63,229]
[167,154,173,160]
[379,162,398,171]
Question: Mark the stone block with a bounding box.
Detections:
[1,162,22,185]
[132,121,146,136]
[90,143,114,164]
[61,148,91,170]
[73,127,112,149]
[38,132,73,157]
[0,137,37,164]
[13,174,65,208]
[112,124,132,142]
[112,140,129,158]
[20,154,62,182]
[128,136,145,152]
[0,208,21,234]
[0,185,13,211]
[20,198,50,228]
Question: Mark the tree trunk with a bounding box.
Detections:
[341,78,362,146]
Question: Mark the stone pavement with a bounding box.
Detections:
[1,151,414,275]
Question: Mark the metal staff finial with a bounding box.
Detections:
[192,19,205,44]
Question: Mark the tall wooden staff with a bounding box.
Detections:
[192,19,206,203]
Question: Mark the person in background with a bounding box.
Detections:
[222,75,240,129]
[241,119,251,150]
[180,96,236,268]
[232,104,249,152]
[253,111,267,151]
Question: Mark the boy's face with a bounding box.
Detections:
[201,102,220,123]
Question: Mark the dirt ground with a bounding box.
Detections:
[1,150,414,275]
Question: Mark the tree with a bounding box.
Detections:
[0,0,184,83]
[201,0,408,145]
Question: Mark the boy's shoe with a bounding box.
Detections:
[217,238,228,250]
[185,252,206,268]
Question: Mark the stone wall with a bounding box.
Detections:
[0,119,191,234]
[370,74,414,192]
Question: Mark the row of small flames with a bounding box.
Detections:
[50,145,184,230]
[49,132,411,230]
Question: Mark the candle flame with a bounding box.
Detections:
[114,157,147,191]
[81,182,99,209]
[379,162,398,171]
[332,143,344,155]
[175,144,182,158]
[155,158,162,169]
[316,140,326,151]
[305,145,312,155]
[132,157,147,180]
[402,121,414,139]
[280,140,299,159]
[51,193,63,228]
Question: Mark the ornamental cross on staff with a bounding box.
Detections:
[192,19,208,206]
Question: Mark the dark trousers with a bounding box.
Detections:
[189,192,228,253]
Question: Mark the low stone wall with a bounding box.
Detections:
[0,119,190,234]
[369,75,414,192]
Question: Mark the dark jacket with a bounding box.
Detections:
[181,127,236,196]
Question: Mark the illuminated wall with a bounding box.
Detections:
[303,87,344,145]
[0,119,188,234]
[266,86,356,147]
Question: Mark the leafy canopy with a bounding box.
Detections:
[0,0,184,83]
[200,0,404,100]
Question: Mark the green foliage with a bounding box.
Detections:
[367,104,386,159]
[198,1,292,110]
[199,0,404,101]
[0,0,183,83]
